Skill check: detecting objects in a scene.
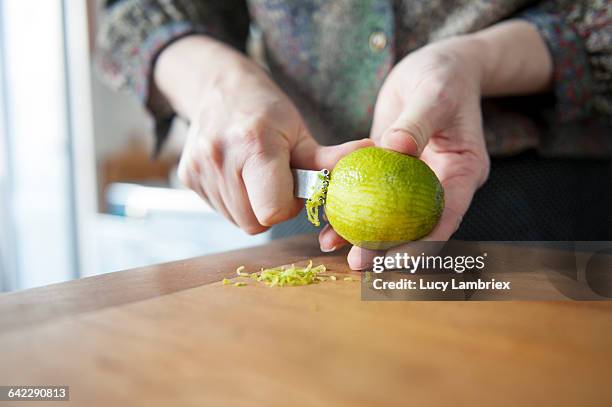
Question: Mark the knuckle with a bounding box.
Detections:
[255,204,289,227]
[243,223,267,235]
[434,86,457,112]
[187,155,202,176]
[413,59,460,111]
[199,137,225,170]
[424,76,458,113]
[241,127,269,158]
[256,207,279,226]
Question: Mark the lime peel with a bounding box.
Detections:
[305,172,329,227]
[324,147,444,249]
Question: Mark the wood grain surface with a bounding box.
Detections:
[0,235,611,406]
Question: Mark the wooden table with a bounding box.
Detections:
[1,235,611,406]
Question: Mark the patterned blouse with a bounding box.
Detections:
[97,0,612,157]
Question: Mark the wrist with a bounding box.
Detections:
[453,21,553,97]
[431,20,553,97]
[428,35,489,96]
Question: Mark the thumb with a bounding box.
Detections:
[379,92,452,157]
[291,137,373,170]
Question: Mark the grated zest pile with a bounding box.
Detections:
[222,260,344,287]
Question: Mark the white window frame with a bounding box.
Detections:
[0,2,17,291]
[0,0,98,290]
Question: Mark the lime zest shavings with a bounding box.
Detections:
[305,170,330,227]
[236,265,249,277]
[222,260,346,287]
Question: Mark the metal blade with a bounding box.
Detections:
[292,168,329,199]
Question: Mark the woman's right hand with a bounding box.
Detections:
[154,36,371,234]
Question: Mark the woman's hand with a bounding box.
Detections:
[155,36,371,234]
[319,20,553,269]
[324,39,490,267]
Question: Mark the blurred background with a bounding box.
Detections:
[0,1,269,292]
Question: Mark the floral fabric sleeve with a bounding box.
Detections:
[96,0,250,153]
[521,0,611,122]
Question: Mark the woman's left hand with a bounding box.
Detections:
[319,38,491,269]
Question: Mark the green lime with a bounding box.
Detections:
[325,147,444,249]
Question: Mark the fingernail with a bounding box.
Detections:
[321,246,337,253]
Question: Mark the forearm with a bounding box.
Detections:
[153,35,261,121]
[439,20,554,97]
